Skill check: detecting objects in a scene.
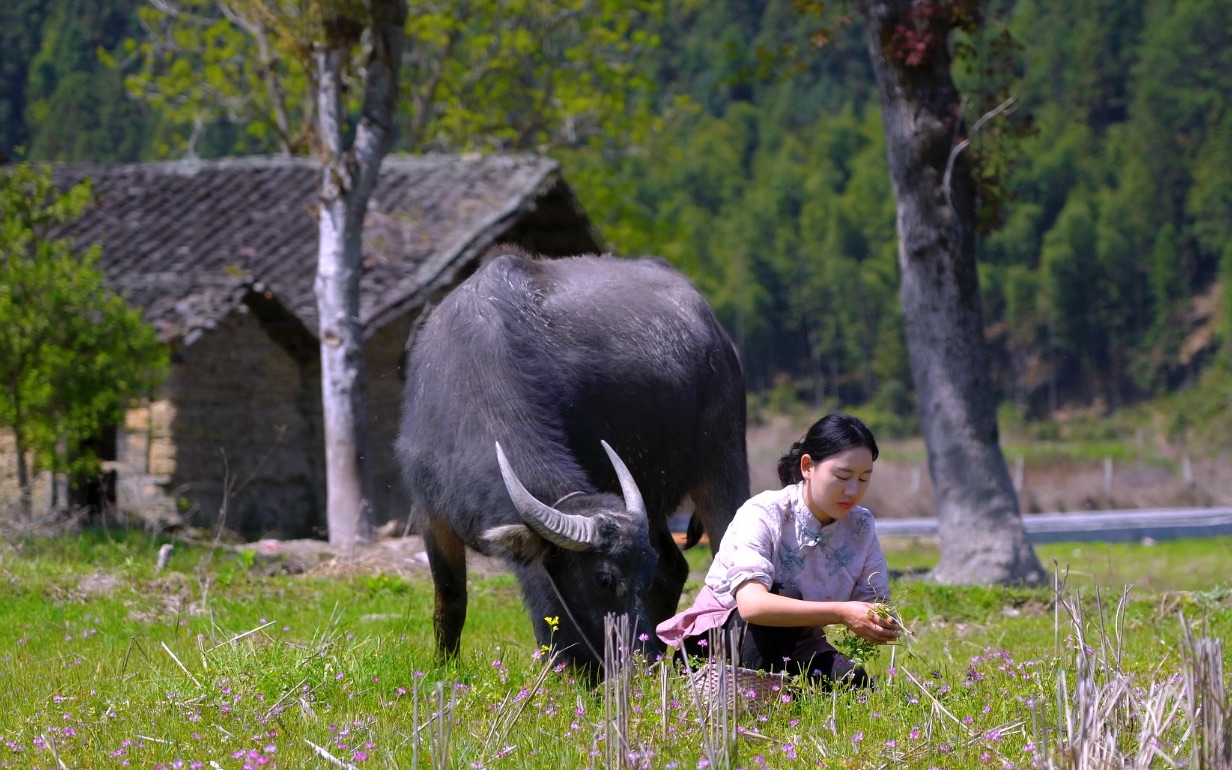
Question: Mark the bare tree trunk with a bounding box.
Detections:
[313,0,407,547]
[14,425,32,518]
[858,0,1045,585]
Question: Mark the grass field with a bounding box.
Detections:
[1,529,1230,769]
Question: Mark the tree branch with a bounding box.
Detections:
[942,96,1018,214]
[218,1,295,155]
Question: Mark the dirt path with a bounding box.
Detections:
[236,535,512,580]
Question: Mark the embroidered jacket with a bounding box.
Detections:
[657,482,891,649]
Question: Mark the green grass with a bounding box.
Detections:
[1,529,1230,769]
[877,535,1232,594]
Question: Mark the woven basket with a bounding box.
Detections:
[688,662,790,712]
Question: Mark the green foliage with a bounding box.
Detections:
[0,162,167,504]
[402,0,664,153]
[0,0,54,157]
[116,0,316,157]
[115,0,665,158]
[20,0,151,162]
[7,0,1232,423]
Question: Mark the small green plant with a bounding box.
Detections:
[831,601,900,670]
[234,548,257,570]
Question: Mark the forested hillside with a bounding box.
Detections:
[3,0,1230,438]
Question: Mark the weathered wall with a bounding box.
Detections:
[155,309,324,538]
[1,306,418,538]
[366,314,413,527]
[0,432,53,515]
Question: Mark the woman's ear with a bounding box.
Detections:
[799,454,813,479]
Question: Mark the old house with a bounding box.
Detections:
[45,154,603,538]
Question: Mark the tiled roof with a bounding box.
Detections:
[49,154,602,344]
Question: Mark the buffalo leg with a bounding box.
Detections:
[648,520,689,627]
[423,517,468,660]
[688,437,749,554]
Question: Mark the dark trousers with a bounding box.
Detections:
[681,583,871,688]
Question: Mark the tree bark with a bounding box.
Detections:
[13,423,32,518]
[857,0,1045,584]
[314,0,407,547]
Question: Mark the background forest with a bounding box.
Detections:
[4,0,1232,447]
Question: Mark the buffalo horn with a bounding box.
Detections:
[600,440,647,517]
[495,441,599,550]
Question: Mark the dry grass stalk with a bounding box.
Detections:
[601,613,638,769]
[679,627,743,770]
[1180,618,1230,770]
[408,680,455,770]
[483,648,561,764]
[1031,584,1231,769]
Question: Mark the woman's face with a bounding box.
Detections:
[800,445,874,525]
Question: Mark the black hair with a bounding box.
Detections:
[776,413,879,486]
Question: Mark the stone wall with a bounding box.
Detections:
[149,309,324,538]
[0,431,52,516]
[366,314,414,527]
[1,306,420,537]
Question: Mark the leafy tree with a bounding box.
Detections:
[0,162,166,516]
[120,0,662,157]
[1009,0,1146,128]
[1040,194,1099,385]
[398,0,662,152]
[27,69,150,162]
[23,0,150,162]
[1132,223,1186,391]
[0,0,54,158]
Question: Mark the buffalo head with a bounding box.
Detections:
[482,440,663,674]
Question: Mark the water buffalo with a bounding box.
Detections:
[396,248,748,674]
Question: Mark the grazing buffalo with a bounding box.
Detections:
[396,248,748,674]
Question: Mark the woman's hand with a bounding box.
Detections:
[841,601,900,644]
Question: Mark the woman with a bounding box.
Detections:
[656,413,899,686]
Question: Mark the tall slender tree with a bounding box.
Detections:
[313,0,406,547]
[855,0,1045,584]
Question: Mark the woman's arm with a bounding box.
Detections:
[734,581,899,644]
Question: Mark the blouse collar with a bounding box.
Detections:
[789,481,837,547]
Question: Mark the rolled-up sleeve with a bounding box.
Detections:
[707,498,779,604]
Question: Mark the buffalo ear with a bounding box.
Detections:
[480,524,552,563]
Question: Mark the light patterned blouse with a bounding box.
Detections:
[657,482,891,648]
